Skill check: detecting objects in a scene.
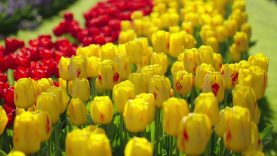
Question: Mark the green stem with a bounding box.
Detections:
[90,78,96,100]
[55,125,60,156]
[7,69,14,86]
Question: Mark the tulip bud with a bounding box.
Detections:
[119,30,137,44]
[198,45,215,66]
[131,11,144,20]
[125,137,153,156]
[98,60,120,90]
[87,56,101,78]
[14,78,36,109]
[230,44,241,62]
[32,110,51,141]
[47,86,69,114]
[76,44,101,57]
[68,56,87,79]
[113,80,135,113]
[194,93,219,126]
[13,112,41,154]
[221,64,239,89]
[67,98,87,126]
[173,70,194,96]
[66,129,89,156]
[163,98,189,136]
[59,57,70,80]
[195,63,215,89]
[182,22,193,34]
[7,151,26,156]
[233,84,260,123]
[128,73,147,95]
[35,78,53,95]
[171,61,185,78]
[0,106,8,135]
[135,93,155,123]
[183,48,201,73]
[206,37,219,53]
[169,26,181,34]
[151,52,168,74]
[178,113,212,155]
[224,19,238,37]
[125,39,143,64]
[36,92,60,124]
[90,96,113,124]
[234,32,248,53]
[71,78,90,102]
[243,151,265,156]
[241,23,251,40]
[123,98,149,133]
[148,75,171,108]
[87,133,112,156]
[202,71,225,102]
[121,20,132,31]
[101,43,116,60]
[151,31,170,53]
[248,53,269,72]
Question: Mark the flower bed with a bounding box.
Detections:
[0,0,273,156]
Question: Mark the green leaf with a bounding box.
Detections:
[260,125,274,146]
[7,69,14,86]
[0,150,7,156]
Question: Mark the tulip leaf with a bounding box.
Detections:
[0,150,7,156]
[260,125,274,146]
[7,69,14,86]
[249,40,257,48]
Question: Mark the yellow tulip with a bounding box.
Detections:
[223,106,252,152]
[114,55,131,80]
[87,56,101,78]
[14,78,36,109]
[47,86,69,114]
[36,92,60,124]
[224,19,238,37]
[182,22,193,34]
[243,122,262,155]
[86,133,112,156]
[238,60,251,69]
[128,72,147,95]
[35,78,53,95]
[123,98,149,133]
[7,151,26,156]
[171,61,185,78]
[169,32,185,58]
[213,53,223,71]
[151,52,168,74]
[198,45,215,66]
[173,70,194,97]
[202,71,224,102]
[135,93,155,123]
[241,23,252,40]
[131,11,144,20]
[90,96,113,124]
[118,30,137,44]
[177,113,212,155]
[148,75,171,108]
[243,151,265,156]
[121,20,132,31]
[163,97,189,136]
[169,26,181,34]
[0,106,8,135]
[182,48,200,73]
[71,78,90,102]
[98,60,120,90]
[13,112,41,154]
[215,25,227,43]
[234,32,248,53]
[67,98,87,126]
[140,64,163,78]
[183,33,196,49]
[68,55,87,79]
[194,93,219,126]
[59,56,70,80]
[125,137,153,156]
[32,110,51,141]
[113,80,135,113]
[221,64,239,89]
[195,63,215,89]
[206,37,219,53]
[248,53,269,72]
[76,44,101,57]
[232,84,260,123]
[151,30,170,53]
[66,129,88,156]
[215,107,232,137]
[125,39,143,64]
[230,44,241,62]
[101,43,116,60]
